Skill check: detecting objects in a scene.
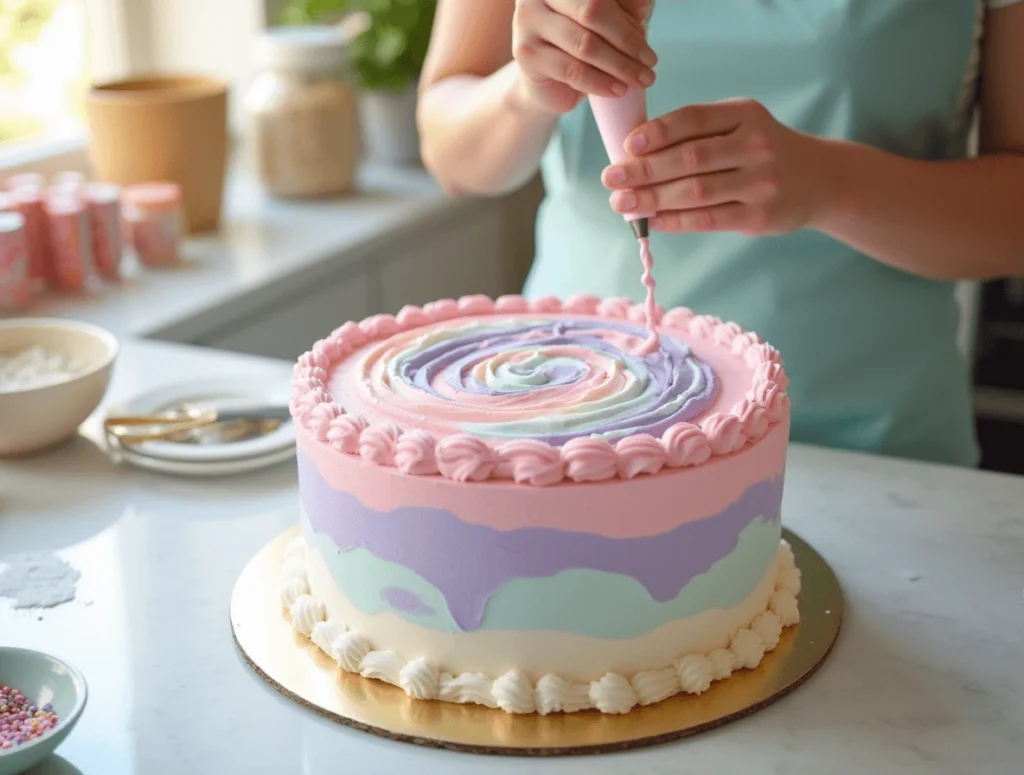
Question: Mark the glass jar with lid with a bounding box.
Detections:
[245,26,361,198]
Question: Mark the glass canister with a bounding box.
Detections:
[245,26,361,198]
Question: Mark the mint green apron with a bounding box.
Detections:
[525,0,985,465]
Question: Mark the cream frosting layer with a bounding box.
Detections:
[289,295,790,486]
[283,536,801,713]
[302,532,790,680]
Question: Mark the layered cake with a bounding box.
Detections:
[283,294,800,715]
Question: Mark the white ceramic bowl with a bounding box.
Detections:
[0,319,118,456]
[0,647,88,775]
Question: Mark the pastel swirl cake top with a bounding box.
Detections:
[290,294,789,485]
[344,316,717,443]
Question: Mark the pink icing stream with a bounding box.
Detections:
[635,236,660,355]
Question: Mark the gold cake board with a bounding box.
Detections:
[231,526,842,756]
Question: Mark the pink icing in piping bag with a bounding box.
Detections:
[590,87,660,354]
[589,87,654,234]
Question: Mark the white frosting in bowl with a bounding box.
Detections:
[0,346,85,393]
[0,319,118,455]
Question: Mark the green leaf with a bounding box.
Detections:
[276,0,350,25]
[273,0,436,91]
[307,0,350,20]
[374,26,405,65]
[278,6,312,25]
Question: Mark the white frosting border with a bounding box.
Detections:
[279,538,802,715]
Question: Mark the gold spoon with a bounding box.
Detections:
[104,403,290,444]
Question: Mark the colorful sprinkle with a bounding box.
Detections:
[0,684,59,750]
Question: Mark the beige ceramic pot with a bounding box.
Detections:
[86,74,228,233]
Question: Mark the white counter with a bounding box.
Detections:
[2,338,1022,775]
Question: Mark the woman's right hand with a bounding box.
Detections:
[511,0,658,115]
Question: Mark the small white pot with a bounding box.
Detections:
[359,84,421,166]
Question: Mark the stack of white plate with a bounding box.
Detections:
[105,375,296,476]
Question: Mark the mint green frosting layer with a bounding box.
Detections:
[303,513,780,640]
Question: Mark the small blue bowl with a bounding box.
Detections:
[0,648,87,775]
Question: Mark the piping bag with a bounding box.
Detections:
[589,87,653,240]
[587,4,660,353]
[588,0,655,235]
[591,86,661,354]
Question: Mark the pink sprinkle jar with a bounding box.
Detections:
[121,182,184,267]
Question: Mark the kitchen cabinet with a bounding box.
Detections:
[192,181,543,360]
[198,270,372,361]
[973,278,1024,473]
[378,206,508,313]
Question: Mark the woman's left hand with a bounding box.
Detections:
[601,99,836,236]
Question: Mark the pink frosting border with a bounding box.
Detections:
[289,294,790,486]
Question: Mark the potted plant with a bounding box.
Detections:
[278,0,437,166]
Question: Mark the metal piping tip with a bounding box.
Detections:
[629,217,649,240]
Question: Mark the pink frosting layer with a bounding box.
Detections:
[289,294,790,486]
[297,418,789,538]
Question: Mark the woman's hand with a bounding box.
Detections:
[511,0,657,115]
[601,99,837,236]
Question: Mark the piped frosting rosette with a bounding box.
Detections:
[291,294,790,485]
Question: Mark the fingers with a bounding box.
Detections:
[517,40,626,97]
[602,131,767,188]
[622,0,655,24]
[650,203,770,236]
[610,169,771,215]
[512,0,657,100]
[601,98,797,237]
[625,98,767,155]
[542,11,655,88]
[547,0,654,59]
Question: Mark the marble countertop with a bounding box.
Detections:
[2,339,1022,774]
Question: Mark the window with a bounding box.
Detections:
[0,0,267,170]
[0,0,88,147]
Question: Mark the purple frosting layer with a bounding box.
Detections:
[382,587,436,616]
[399,318,717,445]
[299,452,783,631]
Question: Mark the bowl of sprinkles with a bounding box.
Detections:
[0,648,87,775]
[0,318,118,456]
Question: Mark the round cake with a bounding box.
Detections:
[283,293,800,715]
